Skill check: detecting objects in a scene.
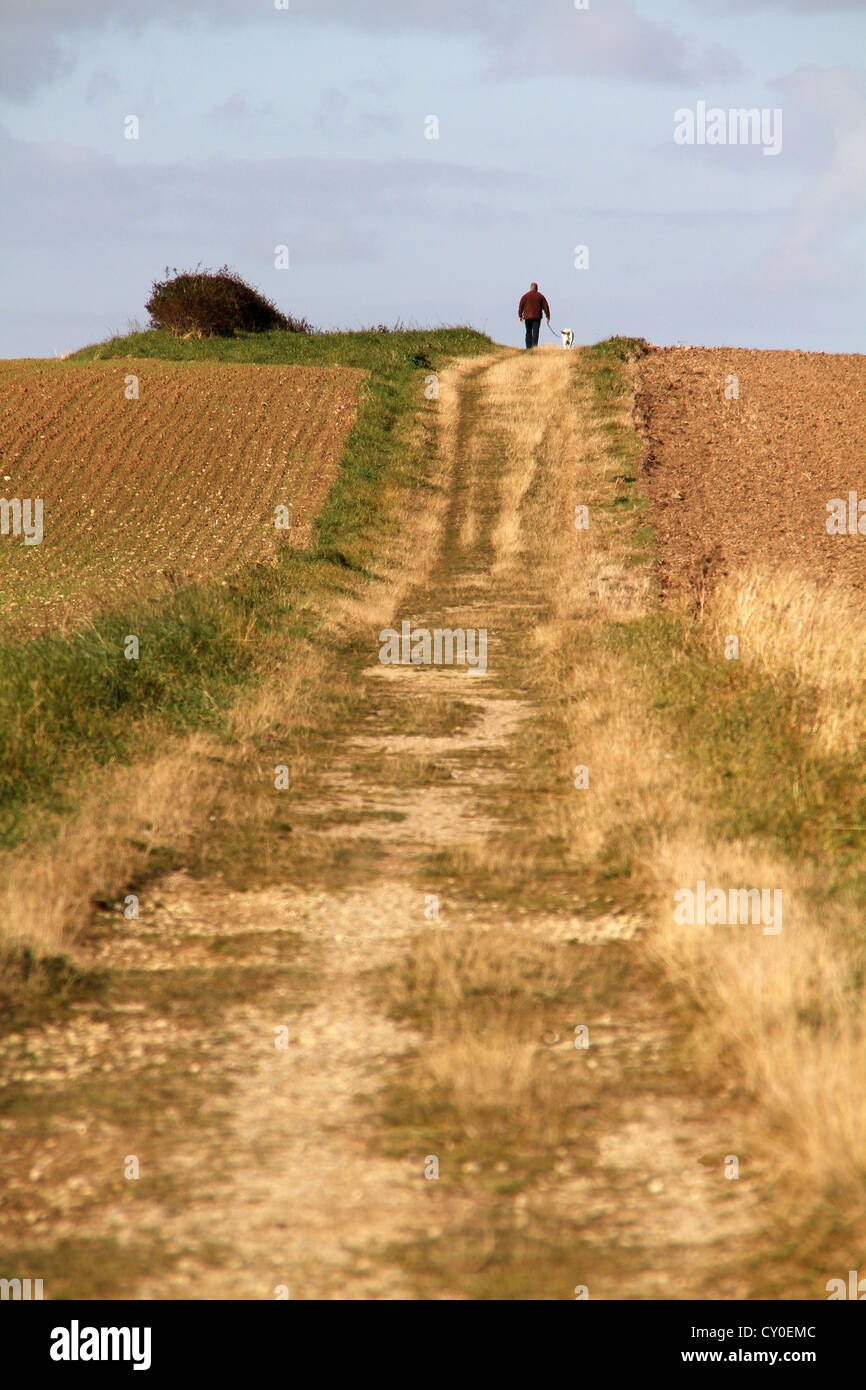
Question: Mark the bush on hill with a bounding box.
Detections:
[145,264,312,338]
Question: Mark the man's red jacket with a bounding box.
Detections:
[518,289,550,320]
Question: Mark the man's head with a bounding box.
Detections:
[530,282,538,291]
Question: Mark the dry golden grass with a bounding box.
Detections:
[649,837,866,1195]
[0,738,217,955]
[710,564,866,755]
[640,561,866,1203]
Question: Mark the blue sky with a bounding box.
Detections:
[1,0,864,356]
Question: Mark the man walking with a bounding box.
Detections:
[518,281,550,349]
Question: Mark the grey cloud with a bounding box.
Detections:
[0,1,262,100]
[698,0,862,9]
[752,66,866,290]
[0,0,254,25]
[3,129,526,258]
[485,3,743,85]
[0,0,743,99]
[0,23,72,99]
[291,0,745,85]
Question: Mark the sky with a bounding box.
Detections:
[1,0,864,357]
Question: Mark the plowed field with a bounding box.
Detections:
[0,360,364,636]
[633,348,866,601]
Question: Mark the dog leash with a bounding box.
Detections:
[546,322,574,346]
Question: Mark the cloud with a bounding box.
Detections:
[752,66,866,290]
[698,0,862,9]
[299,0,743,85]
[0,21,73,99]
[2,128,526,268]
[0,1,260,101]
[484,3,742,85]
[0,0,743,100]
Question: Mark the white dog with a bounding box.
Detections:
[560,329,574,349]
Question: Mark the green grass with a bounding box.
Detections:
[71,324,490,368]
[583,335,649,416]
[0,327,495,855]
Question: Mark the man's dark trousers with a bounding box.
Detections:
[524,318,541,349]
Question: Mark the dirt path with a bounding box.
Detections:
[0,349,764,1299]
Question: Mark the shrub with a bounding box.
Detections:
[145,264,312,338]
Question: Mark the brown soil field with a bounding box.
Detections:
[0,360,364,637]
[633,348,866,602]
